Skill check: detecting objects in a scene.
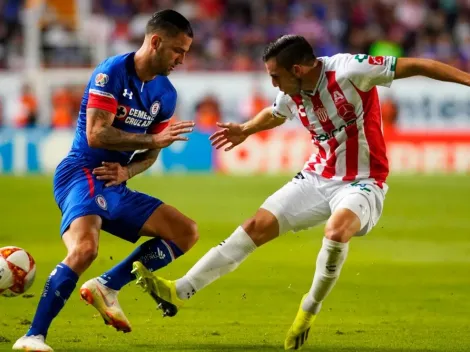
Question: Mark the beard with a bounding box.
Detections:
[151,51,170,76]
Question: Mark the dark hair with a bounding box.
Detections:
[146,9,193,38]
[262,35,316,69]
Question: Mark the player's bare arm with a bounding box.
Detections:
[86,108,194,151]
[395,58,470,85]
[241,106,286,134]
[210,107,285,151]
[126,148,160,179]
[92,149,159,187]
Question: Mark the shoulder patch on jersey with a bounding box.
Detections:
[368,56,385,66]
[95,73,109,87]
[150,101,161,117]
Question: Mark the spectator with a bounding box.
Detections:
[4,0,470,71]
[15,84,38,128]
[194,94,221,132]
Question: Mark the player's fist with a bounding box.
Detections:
[93,162,129,187]
[152,121,195,148]
[209,122,248,151]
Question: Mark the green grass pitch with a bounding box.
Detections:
[0,174,469,351]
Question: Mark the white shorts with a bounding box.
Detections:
[260,171,388,236]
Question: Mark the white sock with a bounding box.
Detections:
[176,226,257,300]
[302,237,349,314]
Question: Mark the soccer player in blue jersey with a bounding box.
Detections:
[13,10,196,352]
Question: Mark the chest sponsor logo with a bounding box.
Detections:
[116,105,154,128]
[312,118,357,142]
[337,103,357,121]
[332,91,345,104]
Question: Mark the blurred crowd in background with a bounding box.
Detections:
[0,0,468,128]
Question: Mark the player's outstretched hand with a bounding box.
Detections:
[209,122,248,151]
[152,121,195,148]
[93,162,129,187]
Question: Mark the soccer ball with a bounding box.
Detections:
[0,246,36,297]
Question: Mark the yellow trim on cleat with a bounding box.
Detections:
[284,294,317,350]
[132,261,184,309]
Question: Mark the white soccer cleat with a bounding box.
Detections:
[12,335,53,351]
[79,278,131,333]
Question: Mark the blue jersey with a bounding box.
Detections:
[53,52,175,241]
[69,52,177,167]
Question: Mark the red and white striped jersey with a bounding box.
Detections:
[272,53,397,185]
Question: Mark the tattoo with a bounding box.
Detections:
[127,149,160,179]
[87,108,155,151]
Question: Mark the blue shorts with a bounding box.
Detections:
[53,156,163,243]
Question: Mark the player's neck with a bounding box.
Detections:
[300,61,322,92]
[134,48,156,82]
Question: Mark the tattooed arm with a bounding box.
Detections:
[92,149,161,187]
[86,108,194,151]
[86,108,155,150]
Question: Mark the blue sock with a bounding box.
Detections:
[26,263,78,338]
[99,237,184,290]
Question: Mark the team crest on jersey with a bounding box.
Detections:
[95,195,107,210]
[150,101,161,117]
[95,73,109,87]
[315,107,329,122]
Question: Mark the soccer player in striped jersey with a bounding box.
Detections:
[131,35,470,350]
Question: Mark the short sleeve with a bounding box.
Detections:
[86,62,124,115]
[272,92,295,120]
[345,54,397,91]
[147,89,177,134]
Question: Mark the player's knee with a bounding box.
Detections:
[325,208,362,243]
[81,242,99,264]
[324,224,350,243]
[170,219,199,252]
[242,209,279,246]
[183,219,199,249]
[66,237,99,269]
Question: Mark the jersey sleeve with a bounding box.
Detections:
[272,92,295,120]
[147,89,177,134]
[86,63,123,115]
[344,54,397,92]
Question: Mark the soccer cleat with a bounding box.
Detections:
[79,278,131,333]
[12,335,53,351]
[284,294,318,350]
[131,261,183,317]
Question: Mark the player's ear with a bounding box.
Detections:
[150,34,163,51]
[291,64,302,78]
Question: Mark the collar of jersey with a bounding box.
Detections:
[127,52,148,86]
